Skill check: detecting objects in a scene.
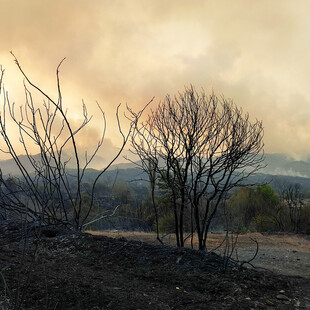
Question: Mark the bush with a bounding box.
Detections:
[158,213,175,233]
[254,214,277,232]
[299,204,310,234]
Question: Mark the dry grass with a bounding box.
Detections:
[86,230,310,251]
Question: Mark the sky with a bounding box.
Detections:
[0,0,310,160]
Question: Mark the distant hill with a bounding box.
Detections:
[261,153,310,178]
[80,168,310,197]
[3,152,310,177]
[0,149,138,176]
[109,153,310,180]
[246,173,310,196]
[0,154,42,176]
[2,152,310,196]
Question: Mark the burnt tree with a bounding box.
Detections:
[132,86,264,249]
[0,54,146,233]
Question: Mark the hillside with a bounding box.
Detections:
[1,232,310,309]
[2,153,310,196]
[261,153,310,178]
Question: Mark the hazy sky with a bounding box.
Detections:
[0,0,310,158]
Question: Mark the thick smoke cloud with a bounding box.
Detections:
[0,0,310,157]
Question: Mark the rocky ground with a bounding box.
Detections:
[0,232,310,309]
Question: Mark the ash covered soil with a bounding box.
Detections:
[1,233,310,309]
[98,231,310,279]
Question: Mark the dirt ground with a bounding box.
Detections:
[92,231,310,278]
[1,231,310,309]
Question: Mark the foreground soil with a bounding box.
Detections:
[92,231,310,278]
[0,233,310,309]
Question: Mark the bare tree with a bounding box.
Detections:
[128,118,164,244]
[0,55,147,234]
[130,115,186,246]
[132,86,264,250]
[282,183,304,233]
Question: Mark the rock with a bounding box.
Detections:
[276,294,290,301]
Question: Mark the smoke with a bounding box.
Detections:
[0,0,310,157]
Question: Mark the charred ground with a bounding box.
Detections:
[0,233,310,309]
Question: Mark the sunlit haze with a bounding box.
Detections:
[0,0,310,160]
